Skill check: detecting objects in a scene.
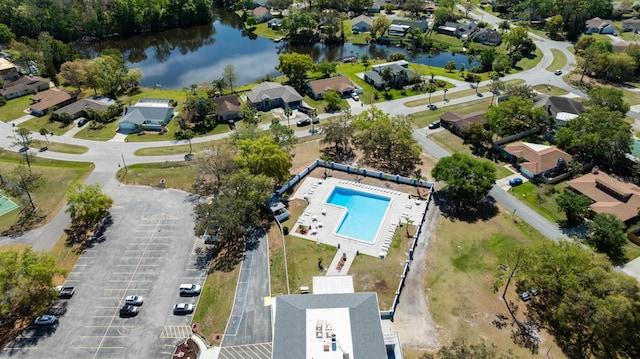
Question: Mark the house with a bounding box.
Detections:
[585,17,616,34]
[364,60,417,89]
[306,76,359,99]
[116,98,175,133]
[425,1,436,14]
[351,15,373,33]
[267,18,282,29]
[271,276,401,359]
[472,29,502,46]
[503,142,573,183]
[391,20,429,33]
[458,22,478,40]
[0,75,50,100]
[388,24,411,36]
[437,22,461,36]
[53,95,118,120]
[246,81,303,111]
[567,169,640,225]
[29,88,77,116]
[439,111,487,137]
[622,18,640,33]
[252,6,272,23]
[211,94,242,123]
[537,95,584,127]
[0,58,19,81]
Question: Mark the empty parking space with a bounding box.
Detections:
[2,186,207,359]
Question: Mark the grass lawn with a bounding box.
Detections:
[404,79,524,108]
[18,115,75,136]
[407,98,490,128]
[508,182,565,223]
[74,121,119,141]
[545,49,567,72]
[0,153,94,235]
[0,96,32,122]
[533,84,569,96]
[30,140,89,154]
[116,162,198,192]
[343,19,369,44]
[425,207,567,358]
[193,263,241,345]
[251,23,285,40]
[133,140,224,156]
[516,47,543,72]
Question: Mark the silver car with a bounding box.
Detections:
[125,295,144,306]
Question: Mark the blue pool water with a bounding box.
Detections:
[326,187,391,243]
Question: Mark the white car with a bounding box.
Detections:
[179,284,201,296]
[350,92,359,101]
[173,303,194,315]
[125,295,144,306]
[554,69,562,75]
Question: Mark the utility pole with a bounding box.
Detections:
[121,153,128,175]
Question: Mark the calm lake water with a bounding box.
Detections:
[77,11,475,89]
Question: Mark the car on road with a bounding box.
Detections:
[296,118,311,127]
[18,146,29,153]
[509,177,523,186]
[184,153,194,161]
[119,304,139,317]
[34,315,57,326]
[554,69,562,75]
[125,295,144,306]
[179,283,201,296]
[311,116,320,124]
[350,92,359,101]
[428,121,441,129]
[427,104,438,111]
[173,303,194,315]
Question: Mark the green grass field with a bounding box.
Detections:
[0,96,32,122]
[30,140,89,154]
[18,115,75,136]
[533,84,569,96]
[546,49,567,72]
[508,182,565,223]
[116,162,198,192]
[73,121,119,141]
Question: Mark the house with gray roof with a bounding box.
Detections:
[246,81,303,111]
[0,75,49,100]
[351,14,373,33]
[272,292,389,359]
[54,95,118,120]
[117,98,175,133]
[364,60,417,89]
[585,17,616,34]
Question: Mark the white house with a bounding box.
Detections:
[117,98,175,133]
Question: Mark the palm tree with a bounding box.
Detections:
[284,106,292,127]
[426,83,436,104]
[489,72,504,107]
[183,129,194,154]
[499,20,510,34]
[39,128,49,148]
[381,67,393,90]
[212,78,226,94]
[309,108,318,134]
[443,88,448,102]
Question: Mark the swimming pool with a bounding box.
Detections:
[326,187,391,243]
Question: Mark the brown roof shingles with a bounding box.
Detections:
[30,88,74,112]
[212,95,241,114]
[307,76,357,96]
[440,111,486,131]
[568,172,640,223]
[504,142,573,175]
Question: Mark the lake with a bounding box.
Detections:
[76,11,475,89]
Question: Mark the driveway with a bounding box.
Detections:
[1,185,207,359]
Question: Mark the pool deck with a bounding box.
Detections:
[290,176,428,262]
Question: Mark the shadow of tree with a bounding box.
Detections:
[433,192,499,223]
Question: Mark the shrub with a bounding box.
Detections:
[283,226,289,235]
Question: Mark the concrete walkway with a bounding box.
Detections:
[325,249,357,275]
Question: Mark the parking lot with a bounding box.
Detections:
[1,186,207,359]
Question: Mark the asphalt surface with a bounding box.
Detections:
[1,184,207,359]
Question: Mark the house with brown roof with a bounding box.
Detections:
[567,169,640,225]
[212,94,242,123]
[503,142,573,183]
[30,88,77,116]
[0,75,50,100]
[53,95,118,120]
[252,6,272,23]
[306,76,359,100]
[440,110,487,138]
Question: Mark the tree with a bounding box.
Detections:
[555,190,591,226]
[503,83,535,99]
[478,47,497,72]
[184,96,216,127]
[587,87,630,114]
[489,73,504,107]
[555,107,633,171]
[371,14,391,39]
[268,0,293,10]
[433,8,456,27]
[0,249,62,325]
[180,129,195,154]
[464,122,492,154]
[58,59,88,92]
[316,61,336,78]
[444,60,456,73]
[498,20,510,34]
[503,27,536,58]
[235,136,292,183]
[212,78,226,94]
[223,64,237,93]
[66,183,113,230]
[431,153,496,208]
[0,23,15,45]
[93,53,136,98]
[352,108,422,176]
[11,127,33,173]
[425,83,436,104]
[323,90,343,112]
[347,0,373,12]
[321,111,355,162]
[276,52,314,88]
[517,239,640,359]
[193,143,240,193]
[246,16,257,29]
[270,119,297,154]
[39,128,49,147]
[403,0,424,17]
[545,15,564,39]
[587,213,627,265]
[13,165,39,212]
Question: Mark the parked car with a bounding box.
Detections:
[312,117,320,124]
[179,284,201,296]
[296,118,311,127]
[509,177,523,186]
[77,117,89,127]
[184,153,194,161]
[125,295,144,306]
[34,315,57,326]
[297,105,314,114]
[428,121,440,129]
[173,303,194,315]
[520,291,531,302]
[57,286,75,299]
[554,69,562,75]
[427,104,438,111]
[350,92,360,101]
[119,304,139,317]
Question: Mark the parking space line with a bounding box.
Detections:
[116,264,159,267]
[79,336,126,338]
[85,325,133,328]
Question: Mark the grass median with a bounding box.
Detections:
[116,162,197,192]
[30,140,89,154]
[545,49,567,72]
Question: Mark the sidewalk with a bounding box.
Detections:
[325,249,357,275]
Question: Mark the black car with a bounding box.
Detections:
[428,121,441,129]
[296,118,311,127]
[119,304,139,317]
[77,117,89,127]
[427,104,438,111]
